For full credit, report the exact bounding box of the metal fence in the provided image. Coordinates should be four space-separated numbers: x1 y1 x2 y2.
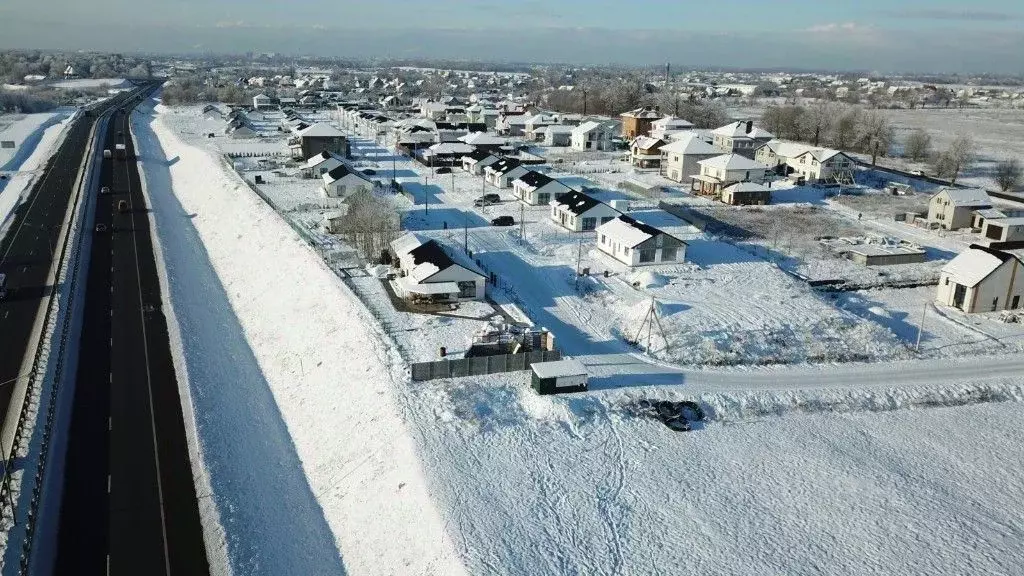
410 350 561 382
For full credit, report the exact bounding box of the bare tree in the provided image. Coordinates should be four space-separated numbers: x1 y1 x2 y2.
933 134 975 185
803 100 836 147
995 159 1022 192
903 129 932 161
856 111 894 167
760 105 805 140
831 106 861 150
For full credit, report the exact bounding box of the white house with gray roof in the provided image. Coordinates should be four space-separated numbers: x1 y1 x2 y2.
928 187 992 230
549 191 621 232
596 215 687 266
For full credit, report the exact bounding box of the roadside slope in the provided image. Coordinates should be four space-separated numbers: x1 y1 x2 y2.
136 99 466 575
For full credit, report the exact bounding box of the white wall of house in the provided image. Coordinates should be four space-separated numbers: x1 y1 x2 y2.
550 204 620 232
597 233 685 266
513 180 571 205
936 258 1023 313
571 128 614 151
303 158 343 179
927 190 985 230
699 164 767 184
323 174 373 198
487 166 529 188
423 266 486 300
662 152 717 183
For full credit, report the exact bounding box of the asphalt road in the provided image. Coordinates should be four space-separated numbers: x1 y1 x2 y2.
54 97 209 575
0 111 95 424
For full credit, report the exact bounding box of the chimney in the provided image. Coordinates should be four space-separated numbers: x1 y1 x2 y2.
746 121 753 134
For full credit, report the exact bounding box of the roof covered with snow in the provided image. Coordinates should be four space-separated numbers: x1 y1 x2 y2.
597 215 683 248
935 187 992 207
724 182 771 193
659 133 720 155
303 150 344 169
299 123 345 138
391 233 485 282
531 358 587 379
514 170 565 190
943 244 1016 287
487 158 523 175
552 191 614 216
427 142 475 155
699 154 768 171
652 116 694 130
712 121 774 139
631 136 665 152
459 132 506 146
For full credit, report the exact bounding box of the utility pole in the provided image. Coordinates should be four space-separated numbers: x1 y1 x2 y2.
575 238 583 291
424 175 429 216
915 300 928 352
519 202 526 244
464 214 469 254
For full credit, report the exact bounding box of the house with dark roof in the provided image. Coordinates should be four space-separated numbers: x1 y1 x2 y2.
461 149 501 175
596 215 687 266
390 233 487 302
549 191 621 232
321 164 375 198
301 151 346 179
936 244 1024 313
484 158 530 188
511 171 572 205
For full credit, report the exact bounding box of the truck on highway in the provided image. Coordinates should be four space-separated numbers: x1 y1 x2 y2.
115 143 127 160
103 149 112 159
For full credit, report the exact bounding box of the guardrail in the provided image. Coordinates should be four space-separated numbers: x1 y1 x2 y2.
0 85 152 574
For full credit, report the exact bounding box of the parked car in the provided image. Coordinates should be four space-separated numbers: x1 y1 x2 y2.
490 215 515 227
117 200 128 213
474 193 500 207
362 169 376 175
435 167 452 174
95 223 108 232
100 186 110 195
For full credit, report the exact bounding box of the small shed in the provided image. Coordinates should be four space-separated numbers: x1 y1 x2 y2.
531 359 588 395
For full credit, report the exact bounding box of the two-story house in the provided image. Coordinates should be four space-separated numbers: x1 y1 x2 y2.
711 121 775 158
692 153 768 197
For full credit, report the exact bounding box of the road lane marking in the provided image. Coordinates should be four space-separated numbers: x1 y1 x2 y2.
107 474 111 493
108 416 112 431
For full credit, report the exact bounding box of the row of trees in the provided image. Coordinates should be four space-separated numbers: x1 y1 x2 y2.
760 102 896 166
0 50 150 84
332 189 401 258
905 129 1020 190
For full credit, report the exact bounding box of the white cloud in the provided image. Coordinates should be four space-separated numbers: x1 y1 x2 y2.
805 22 862 33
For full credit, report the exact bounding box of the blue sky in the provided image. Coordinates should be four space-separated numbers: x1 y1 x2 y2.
1 0 1023 72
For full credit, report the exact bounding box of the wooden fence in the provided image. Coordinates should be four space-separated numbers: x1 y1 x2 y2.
410 350 561 382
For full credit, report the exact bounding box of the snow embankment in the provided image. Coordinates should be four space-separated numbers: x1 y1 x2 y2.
0 111 74 234
139 101 466 575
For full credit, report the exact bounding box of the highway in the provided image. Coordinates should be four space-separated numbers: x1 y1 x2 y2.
54 97 209 574
0 111 96 431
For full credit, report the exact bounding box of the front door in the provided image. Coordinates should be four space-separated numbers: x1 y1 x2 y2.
952 283 967 310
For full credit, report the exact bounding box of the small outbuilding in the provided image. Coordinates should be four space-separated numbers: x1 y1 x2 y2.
531 359 588 395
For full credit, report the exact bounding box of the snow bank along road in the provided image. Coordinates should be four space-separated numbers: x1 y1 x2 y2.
134 100 468 574
52 99 209 574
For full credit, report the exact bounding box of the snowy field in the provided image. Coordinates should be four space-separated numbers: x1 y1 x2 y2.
47 78 130 90
142 101 1024 576
405 371 1024 576
0 111 75 234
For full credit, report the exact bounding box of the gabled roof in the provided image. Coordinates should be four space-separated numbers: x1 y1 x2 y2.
934 187 991 207
652 116 694 130
427 142 475 155
458 132 505 146
542 125 575 134
596 215 682 248
631 136 666 152
573 121 604 135
658 132 720 155
322 164 372 184
486 158 523 175
303 150 344 169
299 123 345 138
621 106 661 119
723 181 771 194
699 153 768 171
943 244 1017 287
514 170 563 190
391 233 485 282
462 148 497 162
712 121 775 139
759 139 814 159
552 191 615 216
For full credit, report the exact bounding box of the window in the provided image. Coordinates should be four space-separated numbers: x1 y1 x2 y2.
600 234 606 245
661 247 677 261
944 277 949 285
1014 295 1021 310
639 249 656 263
600 216 614 224
457 281 477 299
992 297 999 312
537 192 550 205
581 217 596 231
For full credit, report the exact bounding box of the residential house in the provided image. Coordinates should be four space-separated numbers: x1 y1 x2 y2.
936 244 1024 313
458 132 505 152
692 154 768 197
321 164 375 198
541 125 574 147
225 119 257 139
927 187 992 230
524 114 557 141
649 116 694 140
982 217 1024 242
658 133 721 184
301 151 345 179
711 121 775 158
596 215 687 266
754 139 814 172
787 149 855 183
485 158 530 188
511 171 572 206
419 142 476 166
461 149 501 175
390 233 486 302
496 112 530 136
629 136 667 169
550 191 621 232
202 104 224 120
620 106 662 140
252 93 274 110
571 121 615 152
721 182 772 206
290 123 348 160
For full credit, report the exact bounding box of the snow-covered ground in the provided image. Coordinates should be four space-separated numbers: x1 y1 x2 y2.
47 78 130 90
135 99 466 575
143 101 1024 576
0 111 75 235
404 371 1024 576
